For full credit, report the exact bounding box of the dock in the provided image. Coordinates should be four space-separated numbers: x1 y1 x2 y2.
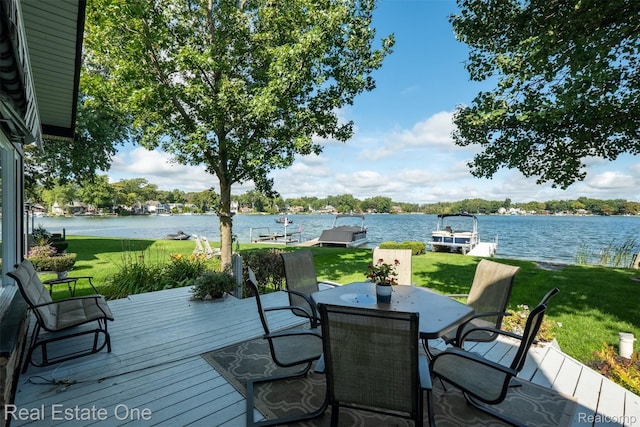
467 241 498 257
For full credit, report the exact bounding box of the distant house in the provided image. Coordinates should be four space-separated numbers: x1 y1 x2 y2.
69 201 88 215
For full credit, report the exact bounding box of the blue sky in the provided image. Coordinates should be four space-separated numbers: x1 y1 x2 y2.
108 0 640 204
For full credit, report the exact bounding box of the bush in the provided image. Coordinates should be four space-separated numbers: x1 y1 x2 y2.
28 253 77 272
160 253 213 286
30 226 51 246
28 244 56 258
589 343 640 395
240 248 286 294
104 248 217 299
379 241 427 255
502 304 558 343
191 270 236 300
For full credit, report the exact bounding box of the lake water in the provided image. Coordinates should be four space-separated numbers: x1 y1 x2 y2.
32 213 640 265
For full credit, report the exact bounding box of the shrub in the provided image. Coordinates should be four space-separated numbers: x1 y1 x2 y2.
379 241 427 255
104 247 216 299
30 226 51 246
589 343 640 395
28 253 77 272
191 269 236 300
241 248 286 294
160 253 213 285
502 304 558 343
28 244 56 258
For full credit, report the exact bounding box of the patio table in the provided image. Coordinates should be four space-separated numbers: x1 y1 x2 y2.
312 282 474 339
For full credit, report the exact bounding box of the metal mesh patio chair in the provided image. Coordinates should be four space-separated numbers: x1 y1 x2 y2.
429 288 559 427
8 259 114 373
425 259 520 356
372 247 413 285
245 267 327 426
281 250 341 328
318 303 434 426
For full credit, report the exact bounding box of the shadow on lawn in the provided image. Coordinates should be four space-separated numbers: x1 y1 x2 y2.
65 237 163 261
422 258 640 335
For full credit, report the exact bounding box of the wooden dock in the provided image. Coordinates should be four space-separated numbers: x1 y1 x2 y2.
467 241 498 257
7 286 640 427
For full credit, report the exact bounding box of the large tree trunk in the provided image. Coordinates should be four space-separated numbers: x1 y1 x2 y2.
218 180 233 269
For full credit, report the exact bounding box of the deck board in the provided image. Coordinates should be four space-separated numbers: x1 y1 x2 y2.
9 286 640 427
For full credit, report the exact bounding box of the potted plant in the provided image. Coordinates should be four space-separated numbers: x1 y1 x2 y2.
191 270 236 300
51 253 77 278
366 258 400 303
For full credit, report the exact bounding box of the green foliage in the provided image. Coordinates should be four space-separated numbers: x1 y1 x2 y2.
27 244 56 258
24 84 130 195
450 0 640 189
85 0 394 265
104 247 216 299
502 304 558 343
379 241 427 255
163 253 214 284
575 238 638 267
28 253 77 272
241 249 286 294
590 343 640 396
30 226 51 245
366 258 399 285
191 270 236 300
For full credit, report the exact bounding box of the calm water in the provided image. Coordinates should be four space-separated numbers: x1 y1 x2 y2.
32 213 640 265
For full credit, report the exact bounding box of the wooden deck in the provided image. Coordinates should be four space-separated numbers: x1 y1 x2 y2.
7 286 640 427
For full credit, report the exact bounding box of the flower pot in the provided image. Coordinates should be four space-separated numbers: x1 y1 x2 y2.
376 283 392 304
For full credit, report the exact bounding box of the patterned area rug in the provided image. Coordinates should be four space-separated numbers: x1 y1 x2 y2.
202 338 576 426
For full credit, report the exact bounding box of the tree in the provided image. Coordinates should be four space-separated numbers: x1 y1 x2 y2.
24 67 131 197
85 0 393 266
450 0 640 189
78 175 115 210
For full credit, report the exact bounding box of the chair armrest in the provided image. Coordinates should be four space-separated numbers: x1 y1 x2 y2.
31 295 104 308
264 305 310 315
431 347 518 379
283 289 319 319
432 347 518 377
459 325 523 347
454 311 511 344
418 355 432 390
265 328 322 341
264 305 317 328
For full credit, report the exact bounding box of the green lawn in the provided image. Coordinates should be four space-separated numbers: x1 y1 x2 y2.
47 236 640 365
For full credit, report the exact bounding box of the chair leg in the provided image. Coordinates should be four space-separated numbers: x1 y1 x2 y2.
22 323 112 373
426 388 436 427
330 403 339 427
246 361 328 426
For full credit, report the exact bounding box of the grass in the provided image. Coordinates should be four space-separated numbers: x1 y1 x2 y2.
50 236 640 366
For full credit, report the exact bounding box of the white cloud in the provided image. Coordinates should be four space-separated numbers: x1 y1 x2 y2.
106 112 640 204
586 171 636 189
109 147 214 192
394 111 455 147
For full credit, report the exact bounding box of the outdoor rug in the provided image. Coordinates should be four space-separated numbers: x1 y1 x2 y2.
202 338 577 426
